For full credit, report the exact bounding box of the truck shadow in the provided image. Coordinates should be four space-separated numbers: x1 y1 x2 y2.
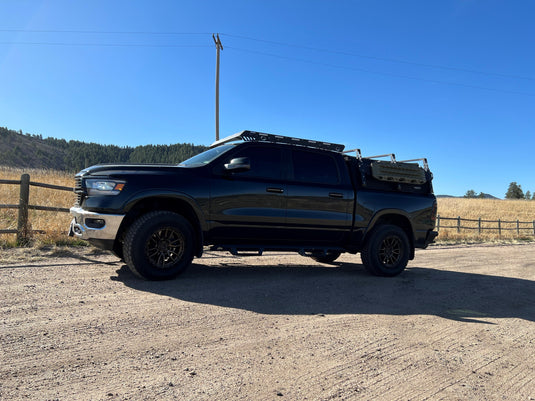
113 261 535 324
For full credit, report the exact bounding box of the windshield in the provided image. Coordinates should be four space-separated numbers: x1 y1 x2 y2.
179 144 235 167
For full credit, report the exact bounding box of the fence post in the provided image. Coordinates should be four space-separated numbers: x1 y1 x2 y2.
436 215 440 232
517 220 520 235
457 216 461 233
478 217 481 235
16 173 30 245
498 219 501 236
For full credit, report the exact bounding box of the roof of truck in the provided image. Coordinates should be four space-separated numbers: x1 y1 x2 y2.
210 130 346 153
210 130 430 174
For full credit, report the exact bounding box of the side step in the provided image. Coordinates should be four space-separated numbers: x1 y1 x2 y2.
210 246 264 257
209 245 344 257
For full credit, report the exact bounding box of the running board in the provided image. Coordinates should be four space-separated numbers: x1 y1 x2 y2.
209 245 344 257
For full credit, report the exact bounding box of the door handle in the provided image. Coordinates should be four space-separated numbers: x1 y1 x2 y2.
329 192 344 198
266 187 284 194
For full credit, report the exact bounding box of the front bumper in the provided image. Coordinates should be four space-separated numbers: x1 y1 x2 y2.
68 207 125 241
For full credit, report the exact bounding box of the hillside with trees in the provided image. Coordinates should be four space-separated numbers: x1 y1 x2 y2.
0 127 207 171
505 182 534 200
463 183 534 200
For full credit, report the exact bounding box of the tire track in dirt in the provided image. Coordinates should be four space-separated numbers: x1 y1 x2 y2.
286 317 451 398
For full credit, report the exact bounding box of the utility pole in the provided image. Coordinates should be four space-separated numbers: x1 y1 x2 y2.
213 33 223 141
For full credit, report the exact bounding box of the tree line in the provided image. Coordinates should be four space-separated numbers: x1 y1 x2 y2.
0 127 208 172
465 182 534 200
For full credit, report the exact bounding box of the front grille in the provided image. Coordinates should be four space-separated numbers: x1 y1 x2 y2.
74 176 85 207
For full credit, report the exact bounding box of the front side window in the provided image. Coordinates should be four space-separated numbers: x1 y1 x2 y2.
225 146 283 180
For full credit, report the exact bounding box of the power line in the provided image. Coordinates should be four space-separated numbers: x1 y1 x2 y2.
221 33 535 82
0 29 213 47
0 29 212 35
226 46 535 97
0 41 211 48
2 29 534 96
3 29 532 81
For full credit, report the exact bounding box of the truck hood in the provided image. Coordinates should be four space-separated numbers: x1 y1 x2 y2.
77 164 186 177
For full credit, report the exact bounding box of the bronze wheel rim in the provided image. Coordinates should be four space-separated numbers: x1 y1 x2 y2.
145 227 185 269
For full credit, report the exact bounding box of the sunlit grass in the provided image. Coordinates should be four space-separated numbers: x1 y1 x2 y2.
0 166 80 248
437 198 535 243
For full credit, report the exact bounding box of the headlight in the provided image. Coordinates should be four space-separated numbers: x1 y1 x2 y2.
86 179 125 196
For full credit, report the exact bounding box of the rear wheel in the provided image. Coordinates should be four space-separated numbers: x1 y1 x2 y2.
310 250 342 264
123 211 194 280
361 224 410 276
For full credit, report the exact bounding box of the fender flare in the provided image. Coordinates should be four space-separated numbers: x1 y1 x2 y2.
364 209 415 259
120 190 207 257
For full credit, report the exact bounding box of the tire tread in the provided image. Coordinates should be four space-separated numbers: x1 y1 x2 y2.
123 211 194 280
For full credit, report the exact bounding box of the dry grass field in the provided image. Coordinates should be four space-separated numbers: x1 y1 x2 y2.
1 166 534 247
0 166 76 247
437 198 535 242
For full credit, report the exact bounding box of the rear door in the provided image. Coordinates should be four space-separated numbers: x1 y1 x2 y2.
285 148 354 244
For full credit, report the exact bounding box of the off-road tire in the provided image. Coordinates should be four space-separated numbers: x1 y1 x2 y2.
123 211 195 280
361 224 410 277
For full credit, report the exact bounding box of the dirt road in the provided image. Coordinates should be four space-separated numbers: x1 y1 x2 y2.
1 244 534 400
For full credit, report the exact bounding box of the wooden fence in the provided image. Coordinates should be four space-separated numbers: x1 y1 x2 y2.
2 174 535 244
437 215 535 236
0 174 72 244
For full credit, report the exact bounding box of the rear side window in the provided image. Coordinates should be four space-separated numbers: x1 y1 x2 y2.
291 149 340 184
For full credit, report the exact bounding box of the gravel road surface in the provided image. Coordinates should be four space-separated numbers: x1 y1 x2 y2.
1 244 534 400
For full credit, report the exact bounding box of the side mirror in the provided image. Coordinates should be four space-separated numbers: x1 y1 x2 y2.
224 157 251 172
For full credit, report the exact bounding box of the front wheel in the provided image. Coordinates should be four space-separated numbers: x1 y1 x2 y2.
123 211 195 280
361 224 410 277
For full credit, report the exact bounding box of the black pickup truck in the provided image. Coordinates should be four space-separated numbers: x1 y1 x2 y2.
69 130 438 280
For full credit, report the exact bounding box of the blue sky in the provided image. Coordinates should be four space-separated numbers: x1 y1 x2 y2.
1 1 534 197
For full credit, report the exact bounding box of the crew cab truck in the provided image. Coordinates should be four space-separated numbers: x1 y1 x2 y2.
69 130 438 280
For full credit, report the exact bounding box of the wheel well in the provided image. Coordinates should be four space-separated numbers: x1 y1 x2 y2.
117 197 203 257
366 214 415 260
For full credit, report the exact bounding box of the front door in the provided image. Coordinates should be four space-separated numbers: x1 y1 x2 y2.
208 144 287 244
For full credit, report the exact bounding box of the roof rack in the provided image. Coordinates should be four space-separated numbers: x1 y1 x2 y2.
366 153 397 163
210 130 345 152
343 148 430 172
398 157 429 171
211 131 430 172
343 148 362 159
